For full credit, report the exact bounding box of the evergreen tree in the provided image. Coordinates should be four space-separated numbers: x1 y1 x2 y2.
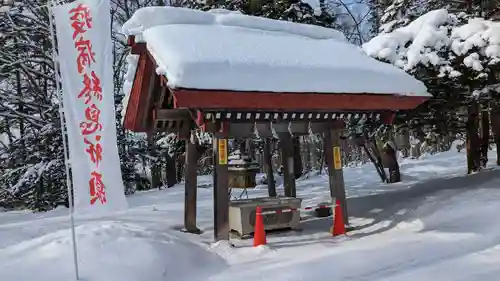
112 0 161 193
262 0 335 27
364 9 500 172
366 0 392 35
177 0 337 28
0 0 68 210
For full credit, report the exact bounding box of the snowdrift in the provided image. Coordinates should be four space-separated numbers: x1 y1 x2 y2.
0 221 226 281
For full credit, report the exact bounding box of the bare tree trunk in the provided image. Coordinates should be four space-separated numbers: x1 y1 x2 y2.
491 104 500 165
165 154 178 188
147 134 162 189
480 107 490 167
399 127 410 158
247 139 255 160
15 42 25 162
383 142 401 183
363 140 389 183
318 136 326 174
302 136 311 173
341 138 351 166
176 152 184 183
292 136 303 179
279 134 296 197
263 138 276 197
466 100 481 174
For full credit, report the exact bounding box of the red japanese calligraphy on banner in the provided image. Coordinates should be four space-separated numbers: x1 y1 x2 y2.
79 71 102 104
75 37 96 74
84 135 103 167
54 0 127 213
89 171 106 205
69 4 92 39
68 4 106 205
80 104 103 135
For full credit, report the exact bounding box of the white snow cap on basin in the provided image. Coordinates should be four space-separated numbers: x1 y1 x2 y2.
123 7 429 96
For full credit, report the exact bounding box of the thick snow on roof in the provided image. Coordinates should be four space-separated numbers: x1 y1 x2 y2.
121 54 139 124
123 7 429 96
122 6 347 42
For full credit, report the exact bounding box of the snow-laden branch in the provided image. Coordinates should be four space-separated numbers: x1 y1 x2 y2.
363 9 500 91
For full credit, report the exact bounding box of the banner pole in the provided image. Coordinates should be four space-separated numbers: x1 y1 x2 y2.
48 1 80 280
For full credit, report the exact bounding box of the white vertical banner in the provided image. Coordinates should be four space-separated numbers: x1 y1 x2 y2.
53 0 128 214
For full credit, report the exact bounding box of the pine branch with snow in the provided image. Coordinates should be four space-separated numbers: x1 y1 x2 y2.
0 1 69 211
364 9 500 102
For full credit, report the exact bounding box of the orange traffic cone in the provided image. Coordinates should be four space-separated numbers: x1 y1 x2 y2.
332 199 346 236
253 206 267 247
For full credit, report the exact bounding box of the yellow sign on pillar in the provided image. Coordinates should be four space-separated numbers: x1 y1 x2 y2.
333 146 342 170
218 139 228 165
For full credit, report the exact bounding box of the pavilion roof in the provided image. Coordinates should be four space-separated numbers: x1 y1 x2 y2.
122 7 430 97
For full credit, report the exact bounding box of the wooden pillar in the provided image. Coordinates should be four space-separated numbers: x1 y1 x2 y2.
279 133 296 198
183 141 201 234
263 138 277 197
325 129 348 225
213 133 229 241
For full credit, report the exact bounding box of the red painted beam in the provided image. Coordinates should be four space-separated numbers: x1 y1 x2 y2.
131 42 146 55
124 53 156 132
172 89 429 111
127 35 135 47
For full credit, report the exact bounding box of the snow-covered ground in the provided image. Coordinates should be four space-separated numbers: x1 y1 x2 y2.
1 149 500 281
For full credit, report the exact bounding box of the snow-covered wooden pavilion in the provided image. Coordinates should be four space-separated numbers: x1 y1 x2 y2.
121 7 431 241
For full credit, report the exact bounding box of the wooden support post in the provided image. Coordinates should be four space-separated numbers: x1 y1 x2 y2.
183 140 201 234
263 138 277 197
279 133 296 198
213 134 229 241
325 129 348 225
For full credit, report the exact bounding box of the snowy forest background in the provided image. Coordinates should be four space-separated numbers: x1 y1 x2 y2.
0 0 499 211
